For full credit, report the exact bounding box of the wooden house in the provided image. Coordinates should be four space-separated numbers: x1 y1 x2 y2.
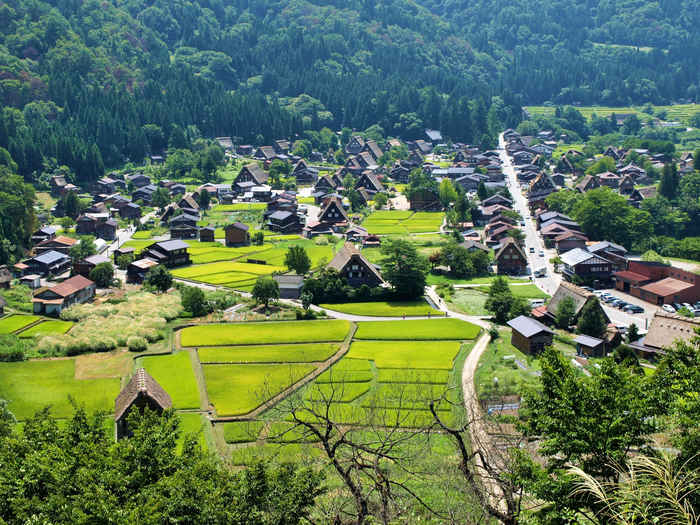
95 219 118 241
574 334 607 358
544 282 610 326
507 316 554 356
555 231 589 254
119 202 142 220
223 222 250 247
126 258 159 284
32 275 96 315
233 164 268 189
327 242 383 288
345 136 366 156
34 236 78 256
560 248 613 285
273 275 304 299
127 173 152 188
494 237 527 275
31 226 58 244
629 311 700 360
354 171 384 195
597 171 620 188
141 240 190 268
267 211 302 234
115 368 172 439
361 140 384 161
575 175 600 193
619 174 635 195
73 254 112 279
273 140 290 155
252 146 276 161
199 225 215 243
0 265 12 290
318 197 349 227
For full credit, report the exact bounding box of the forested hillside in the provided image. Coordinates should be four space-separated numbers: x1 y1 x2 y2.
1 0 700 188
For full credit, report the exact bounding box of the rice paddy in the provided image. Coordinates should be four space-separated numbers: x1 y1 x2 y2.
363 211 444 235
198 344 339 363
141 352 201 409
0 315 41 334
347 341 462 369
353 318 480 340
318 301 443 317
17 320 73 338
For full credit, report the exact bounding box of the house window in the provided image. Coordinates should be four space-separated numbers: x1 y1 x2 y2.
352 265 358 270
503 255 510 259
684 275 688 280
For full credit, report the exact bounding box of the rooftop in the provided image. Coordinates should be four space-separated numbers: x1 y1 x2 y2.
507 315 554 338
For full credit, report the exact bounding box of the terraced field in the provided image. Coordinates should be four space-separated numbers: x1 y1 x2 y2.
363 211 444 235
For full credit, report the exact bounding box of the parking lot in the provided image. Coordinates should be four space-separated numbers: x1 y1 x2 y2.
594 286 665 330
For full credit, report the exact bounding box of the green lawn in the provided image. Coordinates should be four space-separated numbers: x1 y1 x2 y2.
447 289 488 316
347 340 462 369
223 420 265 443
181 320 351 347
17 320 73 338
475 284 550 300
198 344 340 363
202 364 316 416
319 301 443 317
0 359 121 420
0 315 41 334
353 318 480 340
142 352 201 409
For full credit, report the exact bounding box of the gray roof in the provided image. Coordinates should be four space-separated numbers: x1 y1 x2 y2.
507 315 554 338
588 240 628 254
83 254 111 265
273 275 304 285
224 222 249 231
560 248 610 267
152 240 190 252
574 334 604 347
269 210 295 220
33 250 70 264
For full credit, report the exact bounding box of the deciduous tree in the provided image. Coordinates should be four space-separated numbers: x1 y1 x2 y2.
144 265 173 292
88 261 114 287
252 275 279 308
284 245 312 275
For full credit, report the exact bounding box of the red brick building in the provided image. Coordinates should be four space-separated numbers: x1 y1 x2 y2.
614 260 700 305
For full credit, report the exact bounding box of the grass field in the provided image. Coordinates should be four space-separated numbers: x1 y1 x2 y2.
198 344 339 363
353 318 480 341
0 315 41 334
347 341 462 369
142 352 201 409
363 211 444 235
203 364 316 416
215 203 267 211
447 289 488 316
131 231 153 239
223 420 265 443
0 359 120 420
376 368 450 384
475 284 550 300
527 103 699 124
17 320 73 338
120 240 154 252
319 301 443 317
74 351 132 380
427 274 525 285
181 320 350 347
178 412 208 450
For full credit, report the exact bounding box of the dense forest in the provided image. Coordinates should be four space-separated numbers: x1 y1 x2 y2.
1 0 700 187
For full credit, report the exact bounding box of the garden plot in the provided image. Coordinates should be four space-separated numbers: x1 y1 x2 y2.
0 359 120 420
354 318 480 340
203 363 316 416
0 315 41 334
142 352 201 409
180 320 350 347
347 341 462 369
318 301 443 317
198 344 339 363
17 320 73 338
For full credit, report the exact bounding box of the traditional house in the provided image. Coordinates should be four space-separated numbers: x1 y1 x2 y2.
199 225 215 243
588 241 628 272
597 171 620 188
95 219 118 241
481 194 513 208
555 231 589 254
119 202 142 220
629 311 700 360
361 140 384 161
126 258 159 284
318 197 349 229
132 185 157 204
141 240 190 268
560 248 614 285
233 164 268 189
273 140 290 155
273 275 305 299
619 174 635 195
345 136 366 156
494 237 527 275
292 159 319 183
267 211 302 234
507 316 555 356
115 368 172 439
90 177 116 196
32 275 96 315
573 334 607 358
236 145 254 156
252 146 276 161
0 265 12 290
223 222 250 247
459 239 490 255
362 235 381 248
575 175 600 193
76 214 98 235
127 173 152 188
34 236 78 256
113 247 135 264
384 139 402 152
315 175 338 194
327 242 383 288
346 226 369 242
73 254 112 279
50 175 68 196
31 226 58 244
410 140 432 155
354 171 384 196
302 221 334 238
627 186 657 208
545 282 610 326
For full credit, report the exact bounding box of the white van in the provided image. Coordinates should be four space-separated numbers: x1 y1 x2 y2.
534 267 547 277
530 299 544 308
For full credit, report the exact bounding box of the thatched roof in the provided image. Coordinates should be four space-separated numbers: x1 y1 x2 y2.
0 265 11 284
327 242 383 283
643 311 700 351
546 282 609 323
115 368 172 421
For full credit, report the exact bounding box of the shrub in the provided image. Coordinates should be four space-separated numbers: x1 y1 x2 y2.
0 334 27 362
127 337 148 352
314 236 329 246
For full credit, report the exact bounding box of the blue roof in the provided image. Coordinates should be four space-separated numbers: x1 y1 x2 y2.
33 250 69 264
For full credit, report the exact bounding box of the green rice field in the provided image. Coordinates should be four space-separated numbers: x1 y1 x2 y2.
131 231 153 239
203 363 316 416
319 301 443 317
215 203 267 211
142 352 201 409
223 420 265 443
0 359 121 420
0 315 41 334
363 211 444 235
376 368 450 384
527 104 699 124
315 358 374 383
474 284 550 300
17 320 73 338
177 412 208 450
307 382 372 404
180 320 351 347
353 318 480 341
347 340 462 369
198 344 339 363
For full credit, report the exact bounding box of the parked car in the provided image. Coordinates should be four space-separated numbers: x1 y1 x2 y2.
616 301 629 310
580 286 594 293
626 305 645 314
610 299 624 308
673 302 683 311
662 304 676 313
616 325 629 334
683 303 694 310
604 296 618 303
520 220 525 226
693 302 700 310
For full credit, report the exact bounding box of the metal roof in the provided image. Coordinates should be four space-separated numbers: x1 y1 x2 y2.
560 248 597 266
152 240 190 252
506 315 554 338
33 250 70 264
574 334 604 347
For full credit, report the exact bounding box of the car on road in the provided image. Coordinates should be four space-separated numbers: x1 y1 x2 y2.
520 220 525 226
298 204 308 214
538 250 544 257
525 215 531 219
662 304 676 313
529 246 535 253
626 305 645 314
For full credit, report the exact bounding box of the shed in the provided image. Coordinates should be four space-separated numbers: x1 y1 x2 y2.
223 222 250 247
199 225 215 243
0 265 12 289
273 275 305 299
506 315 555 356
19 274 41 289
574 334 606 358
115 368 172 439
